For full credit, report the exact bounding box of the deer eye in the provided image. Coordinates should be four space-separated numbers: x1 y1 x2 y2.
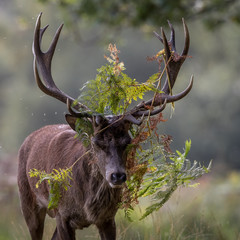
118 136 131 149
93 138 107 150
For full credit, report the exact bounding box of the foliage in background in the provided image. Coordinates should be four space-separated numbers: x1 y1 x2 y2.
29 44 210 219
37 0 240 30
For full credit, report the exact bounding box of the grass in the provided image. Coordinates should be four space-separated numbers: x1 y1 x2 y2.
0 173 240 239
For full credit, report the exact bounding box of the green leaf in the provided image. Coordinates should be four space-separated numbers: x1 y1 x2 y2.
28 167 73 210
184 139 191 158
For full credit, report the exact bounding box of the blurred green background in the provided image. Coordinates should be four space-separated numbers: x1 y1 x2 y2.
1 0 240 239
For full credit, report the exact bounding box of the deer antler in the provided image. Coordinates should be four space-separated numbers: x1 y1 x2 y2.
124 19 193 121
33 12 90 112
33 13 192 125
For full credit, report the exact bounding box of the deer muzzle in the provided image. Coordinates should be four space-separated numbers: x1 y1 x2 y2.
106 169 127 188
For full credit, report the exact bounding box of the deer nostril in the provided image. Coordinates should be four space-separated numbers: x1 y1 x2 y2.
111 172 127 185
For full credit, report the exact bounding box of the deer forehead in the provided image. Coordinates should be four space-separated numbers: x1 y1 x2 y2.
93 126 131 148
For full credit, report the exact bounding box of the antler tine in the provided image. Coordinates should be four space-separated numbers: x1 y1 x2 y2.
33 13 89 112
161 27 171 60
132 99 167 117
167 20 176 52
153 20 176 51
121 98 167 125
122 114 144 126
67 99 92 118
153 31 163 43
162 75 193 102
47 25 63 61
39 25 49 43
181 18 190 57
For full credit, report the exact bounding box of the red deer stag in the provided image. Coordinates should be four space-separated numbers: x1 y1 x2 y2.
18 13 193 240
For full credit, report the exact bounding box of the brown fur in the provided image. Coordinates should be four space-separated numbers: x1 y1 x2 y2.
18 120 131 240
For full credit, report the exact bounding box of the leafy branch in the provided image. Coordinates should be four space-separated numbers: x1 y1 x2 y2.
29 168 73 210
138 139 211 219
121 111 211 220
28 150 91 210
78 43 159 115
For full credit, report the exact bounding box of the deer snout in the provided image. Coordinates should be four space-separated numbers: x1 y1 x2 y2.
110 172 127 186
106 170 127 188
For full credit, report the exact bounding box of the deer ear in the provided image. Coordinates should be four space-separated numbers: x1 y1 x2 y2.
65 114 78 131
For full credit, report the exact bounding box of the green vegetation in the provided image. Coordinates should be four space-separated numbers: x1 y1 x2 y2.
78 44 158 115
1 173 240 239
134 140 211 219
29 168 73 209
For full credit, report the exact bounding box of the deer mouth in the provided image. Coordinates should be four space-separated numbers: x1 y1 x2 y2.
109 182 125 189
